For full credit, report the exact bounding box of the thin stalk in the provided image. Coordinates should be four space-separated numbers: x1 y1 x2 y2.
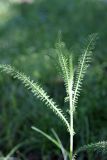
69 83 73 160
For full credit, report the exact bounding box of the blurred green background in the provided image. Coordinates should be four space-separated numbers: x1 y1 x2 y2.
0 0 107 159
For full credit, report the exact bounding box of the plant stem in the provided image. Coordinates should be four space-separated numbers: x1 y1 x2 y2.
69 85 73 160
70 112 73 160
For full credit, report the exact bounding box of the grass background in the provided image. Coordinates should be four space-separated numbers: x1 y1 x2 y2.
0 0 107 159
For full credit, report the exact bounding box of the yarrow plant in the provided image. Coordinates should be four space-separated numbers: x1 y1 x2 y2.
0 34 107 160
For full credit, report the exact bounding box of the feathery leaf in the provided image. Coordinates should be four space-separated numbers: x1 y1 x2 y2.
73 33 98 111
73 141 107 159
55 39 70 95
0 64 70 131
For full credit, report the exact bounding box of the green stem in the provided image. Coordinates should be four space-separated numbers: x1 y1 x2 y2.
69 84 73 160
70 109 73 160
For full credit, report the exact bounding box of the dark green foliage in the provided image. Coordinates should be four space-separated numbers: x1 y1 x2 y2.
0 34 99 160
0 0 107 159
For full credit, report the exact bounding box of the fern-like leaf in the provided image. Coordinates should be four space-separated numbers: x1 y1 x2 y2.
55 40 70 95
73 34 98 111
0 64 70 131
73 141 107 159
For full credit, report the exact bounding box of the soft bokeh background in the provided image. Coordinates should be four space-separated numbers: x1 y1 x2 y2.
0 0 107 159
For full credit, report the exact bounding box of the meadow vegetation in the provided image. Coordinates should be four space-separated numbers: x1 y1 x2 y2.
0 0 107 159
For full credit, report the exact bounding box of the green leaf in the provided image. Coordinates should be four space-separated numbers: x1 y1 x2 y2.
0 64 70 131
32 126 60 149
56 41 70 95
73 141 107 159
73 33 98 111
51 129 68 160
